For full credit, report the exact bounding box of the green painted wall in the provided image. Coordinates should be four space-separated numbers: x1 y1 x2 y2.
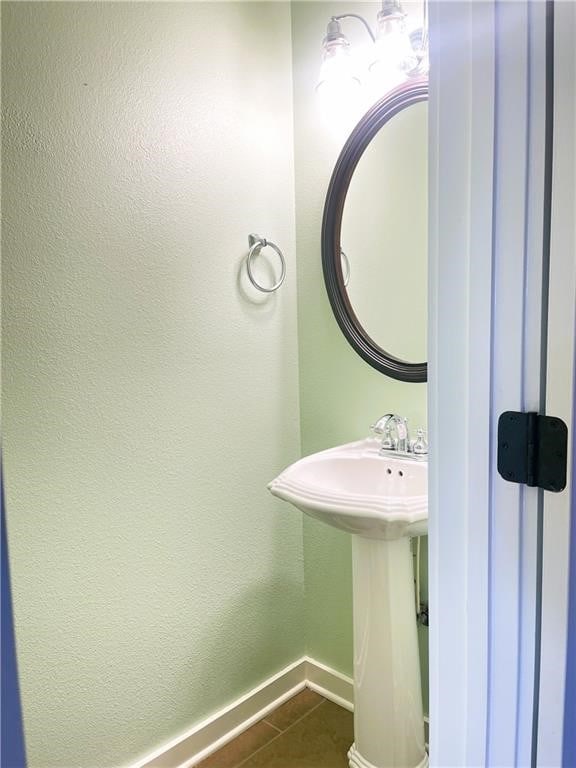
3 3 430 765
2 4 304 767
290 1 428 694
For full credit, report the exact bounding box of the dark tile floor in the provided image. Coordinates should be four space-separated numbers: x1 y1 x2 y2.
197 689 354 768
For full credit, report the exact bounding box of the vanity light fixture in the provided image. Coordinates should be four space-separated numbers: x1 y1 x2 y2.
317 0 428 102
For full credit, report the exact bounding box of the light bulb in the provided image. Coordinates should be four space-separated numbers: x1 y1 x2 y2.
369 4 418 92
316 22 361 98
316 20 362 139
409 28 430 76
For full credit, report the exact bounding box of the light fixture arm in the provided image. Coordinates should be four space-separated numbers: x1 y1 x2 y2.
330 14 376 43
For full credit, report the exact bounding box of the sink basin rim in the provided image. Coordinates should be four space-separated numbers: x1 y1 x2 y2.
269 478 427 519
268 438 428 525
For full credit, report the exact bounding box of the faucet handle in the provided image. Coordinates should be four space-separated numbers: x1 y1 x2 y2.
395 417 409 444
412 428 428 455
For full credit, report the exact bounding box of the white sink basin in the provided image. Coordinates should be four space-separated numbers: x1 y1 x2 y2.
268 438 427 540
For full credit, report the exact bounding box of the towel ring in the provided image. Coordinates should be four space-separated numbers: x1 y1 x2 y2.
246 234 286 293
341 249 350 287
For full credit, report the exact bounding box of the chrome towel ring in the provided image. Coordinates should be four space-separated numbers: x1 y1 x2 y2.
341 249 350 287
246 234 286 293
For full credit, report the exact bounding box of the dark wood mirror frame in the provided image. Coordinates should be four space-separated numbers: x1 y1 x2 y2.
321 79 428 383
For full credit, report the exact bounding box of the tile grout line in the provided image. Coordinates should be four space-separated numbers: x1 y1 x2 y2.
261 720 283 734
231 699 329 768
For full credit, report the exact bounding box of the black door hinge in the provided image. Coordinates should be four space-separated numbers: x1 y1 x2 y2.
497 411 568 492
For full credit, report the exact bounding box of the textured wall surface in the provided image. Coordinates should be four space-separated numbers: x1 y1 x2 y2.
2 4 303 766
3 3 431 764
290 1 428 684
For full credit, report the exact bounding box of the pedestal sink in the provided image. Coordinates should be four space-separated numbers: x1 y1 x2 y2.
268 438 428 768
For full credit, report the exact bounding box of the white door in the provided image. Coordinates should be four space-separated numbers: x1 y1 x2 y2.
537 1 576 765
429 1 575 765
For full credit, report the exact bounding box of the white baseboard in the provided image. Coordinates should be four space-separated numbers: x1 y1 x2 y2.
304 656 354 712
129 656 354 768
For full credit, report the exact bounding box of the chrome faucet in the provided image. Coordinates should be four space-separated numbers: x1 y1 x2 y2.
371 413 410 452
370 414 428 458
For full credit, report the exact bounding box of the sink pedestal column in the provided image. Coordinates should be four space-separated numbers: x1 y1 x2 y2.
348 536 428 768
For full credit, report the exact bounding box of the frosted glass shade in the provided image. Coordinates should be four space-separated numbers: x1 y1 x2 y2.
316 44 361 98
369 17 418 88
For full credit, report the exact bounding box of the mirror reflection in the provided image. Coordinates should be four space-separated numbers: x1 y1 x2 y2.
341 100 427 364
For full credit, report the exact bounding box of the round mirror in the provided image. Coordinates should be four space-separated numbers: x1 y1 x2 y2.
321 80 428 382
